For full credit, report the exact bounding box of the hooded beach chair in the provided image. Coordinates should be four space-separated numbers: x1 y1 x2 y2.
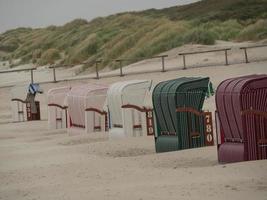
216 74 267 163
67 83 108 134
152 77 214 153
47 86 71 129
107 80 154 138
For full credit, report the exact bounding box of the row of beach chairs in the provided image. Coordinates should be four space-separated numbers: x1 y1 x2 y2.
10 74 267 164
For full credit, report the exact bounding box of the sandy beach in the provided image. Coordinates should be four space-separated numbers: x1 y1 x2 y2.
0 41 267 200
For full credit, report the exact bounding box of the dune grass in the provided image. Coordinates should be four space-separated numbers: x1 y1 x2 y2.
37 48 61 65
0 0 267 71
237 19 267 41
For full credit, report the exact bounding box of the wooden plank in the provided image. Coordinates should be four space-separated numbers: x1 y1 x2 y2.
240 44 267 50
178 48 231 56
0 67 36 74
151 55 168 59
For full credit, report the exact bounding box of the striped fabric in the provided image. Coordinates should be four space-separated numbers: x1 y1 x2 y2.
28 83 42 94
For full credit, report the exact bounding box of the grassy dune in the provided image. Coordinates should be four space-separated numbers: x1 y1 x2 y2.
0 0 267 70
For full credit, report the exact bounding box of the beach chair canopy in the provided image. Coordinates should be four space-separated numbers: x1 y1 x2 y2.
107 80 152 137
10 85 29 122
67 83 108 129
47 86 70 107
216 74 267 163
47 86 71 129
152 77 211 152
11 85 28 101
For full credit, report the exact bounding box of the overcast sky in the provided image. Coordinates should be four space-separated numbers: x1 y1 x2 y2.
0 0 199 33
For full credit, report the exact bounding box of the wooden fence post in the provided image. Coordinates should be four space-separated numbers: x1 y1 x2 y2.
161 56 165 72
225 50 229 66
244 48 249 63
119 60 123 77
52 65 57 82
30 69 34 83
182 55 186 70
95 61 100 79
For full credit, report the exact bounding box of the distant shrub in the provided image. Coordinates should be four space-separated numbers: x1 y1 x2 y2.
38 48 60 65
32 58 37 64
86 41 98 55
32 49 42 59
183 27 216 45
21 53 32 63
237 19 267 41
0 41 19 52
47 25 57 31
209 20 243 41
62 19 88 30
1 56 8 61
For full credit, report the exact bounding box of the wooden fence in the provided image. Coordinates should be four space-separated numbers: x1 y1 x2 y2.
0 67 36 83
1 44 267 84
178 48 231 69
240 44 267 63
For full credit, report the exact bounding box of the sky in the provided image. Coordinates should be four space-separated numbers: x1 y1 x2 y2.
0 0 199 33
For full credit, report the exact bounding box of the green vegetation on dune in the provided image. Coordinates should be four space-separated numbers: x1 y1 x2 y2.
0 0 267 70
38 48 61 65
238 19 267 41
141 0 267 22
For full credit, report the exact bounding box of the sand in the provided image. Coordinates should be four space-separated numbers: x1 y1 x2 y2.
0 41 267 200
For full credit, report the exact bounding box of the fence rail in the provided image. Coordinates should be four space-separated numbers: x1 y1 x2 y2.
114 55 168 77
178 48 231 69
0 67 36 83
